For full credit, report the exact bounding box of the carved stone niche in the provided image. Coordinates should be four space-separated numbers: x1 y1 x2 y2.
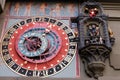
77 0 115 79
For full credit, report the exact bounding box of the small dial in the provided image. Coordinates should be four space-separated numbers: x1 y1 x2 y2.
1 17 77 77
16 27 61 63
17 31 48 57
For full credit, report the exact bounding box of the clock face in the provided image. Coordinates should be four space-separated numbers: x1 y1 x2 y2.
1 17 77 77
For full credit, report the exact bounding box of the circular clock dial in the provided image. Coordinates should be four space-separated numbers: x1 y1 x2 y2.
1 17 77 77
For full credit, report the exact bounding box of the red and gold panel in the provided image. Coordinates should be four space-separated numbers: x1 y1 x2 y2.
1 17 77 77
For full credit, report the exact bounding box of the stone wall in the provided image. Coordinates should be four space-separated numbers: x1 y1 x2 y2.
0 1 120 80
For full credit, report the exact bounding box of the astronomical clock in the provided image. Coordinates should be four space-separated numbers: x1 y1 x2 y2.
1 17 77 77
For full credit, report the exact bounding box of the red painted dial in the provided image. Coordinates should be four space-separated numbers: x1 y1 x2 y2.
1 17 77 77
